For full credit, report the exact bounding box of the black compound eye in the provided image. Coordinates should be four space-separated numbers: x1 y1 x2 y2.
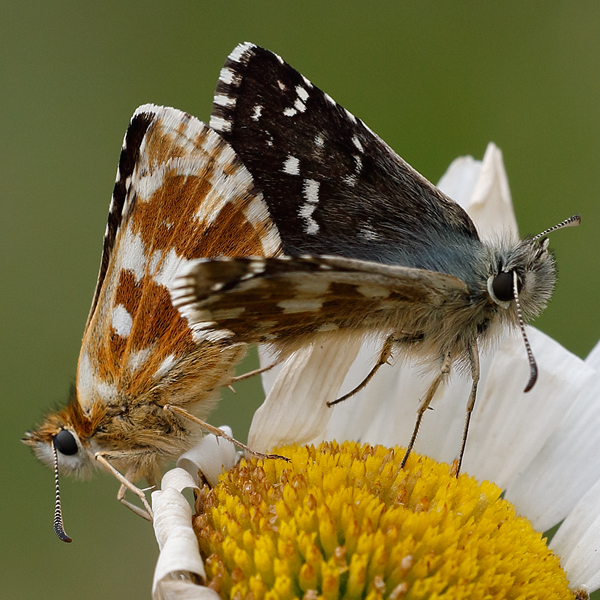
492 271 515 303
54 430 78 456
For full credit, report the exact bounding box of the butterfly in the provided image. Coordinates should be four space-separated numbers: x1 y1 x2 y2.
170 42 580 474
23 103 282 541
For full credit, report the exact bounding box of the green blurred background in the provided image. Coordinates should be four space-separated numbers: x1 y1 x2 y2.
2 2 599 598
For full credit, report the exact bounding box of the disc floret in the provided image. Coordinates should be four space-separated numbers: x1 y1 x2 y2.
193 441 579 600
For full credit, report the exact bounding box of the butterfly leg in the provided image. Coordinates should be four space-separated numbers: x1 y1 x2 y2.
327 335 396 406
163 404 290 462
451 341 480 477
230 360 280 384
400 351 452 469
94 453 154 521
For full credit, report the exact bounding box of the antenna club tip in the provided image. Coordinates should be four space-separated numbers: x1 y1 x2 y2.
523 366 538 393
54 519 72 542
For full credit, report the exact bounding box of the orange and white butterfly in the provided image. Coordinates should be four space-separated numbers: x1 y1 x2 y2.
23 104 281 540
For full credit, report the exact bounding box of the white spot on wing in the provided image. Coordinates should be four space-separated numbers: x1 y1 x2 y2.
278 299 323 313
249 258 267 273
153 248 192 289
154 354 177 380
345 109 357 124
210 116 232 133
282 155 300 175
303 179 320 204
229 42 255 63
96 381 119 403
120 226 146 282
352 135 364 152
295 278 330 295
313 133 326 159
296 86 309 102
76 352 95 408
214 94 236 108
192 328 235 343
283 107 298 117
128 347 152 372
299 203 319 235
243 196 269 226
112 304 133 337
357 285 390 299
251 105 263 121
294 98 306 113
76 351 119 408
219 67 241 86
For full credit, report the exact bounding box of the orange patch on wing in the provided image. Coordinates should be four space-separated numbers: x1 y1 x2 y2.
130 174 212 254
144 119 189 166
201 201 268 257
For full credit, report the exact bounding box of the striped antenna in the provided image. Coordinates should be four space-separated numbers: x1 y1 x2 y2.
533 214 581 241
52 441 72 543
513 271 538 392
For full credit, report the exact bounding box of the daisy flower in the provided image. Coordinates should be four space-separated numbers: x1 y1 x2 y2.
151 144 600 600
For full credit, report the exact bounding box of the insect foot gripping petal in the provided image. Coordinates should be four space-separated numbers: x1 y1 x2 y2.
163 405 290 462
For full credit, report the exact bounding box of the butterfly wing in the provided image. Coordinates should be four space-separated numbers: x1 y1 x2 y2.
171 255 469 356
77 104 282 413
210 42 481 276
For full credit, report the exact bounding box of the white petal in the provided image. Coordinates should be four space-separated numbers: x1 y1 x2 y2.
550 476 600 591
438 142 519 241
258 345 281 395
152 469 212 600
586 338 600 370
323 338 439 448
463 328 590 496
437 153 482 210
154 581 221 600
177 426 237 487
466 142 519 240
318 338 407 443
249 336 362 452
504 356 598 531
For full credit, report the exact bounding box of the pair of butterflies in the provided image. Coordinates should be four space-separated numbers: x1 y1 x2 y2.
24 42 577 541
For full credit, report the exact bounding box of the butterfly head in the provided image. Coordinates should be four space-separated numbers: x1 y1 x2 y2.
487 236 555 321
485 214 580 392
487 214 580 316
22 393 98 479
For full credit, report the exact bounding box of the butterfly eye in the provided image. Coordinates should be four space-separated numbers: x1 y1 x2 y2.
491 271 516 303
53 430 78 456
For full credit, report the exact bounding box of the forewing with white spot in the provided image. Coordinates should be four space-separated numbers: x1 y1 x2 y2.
78 104 282 411
210 43 480 267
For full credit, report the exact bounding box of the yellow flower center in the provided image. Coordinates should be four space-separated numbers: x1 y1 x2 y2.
193 441 581 600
